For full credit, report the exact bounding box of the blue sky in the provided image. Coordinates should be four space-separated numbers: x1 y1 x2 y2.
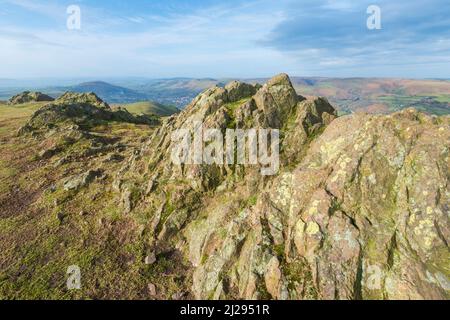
0 0 449 78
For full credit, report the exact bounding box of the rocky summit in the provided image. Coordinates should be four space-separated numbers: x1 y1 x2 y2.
8 91 55 105
19 92 160 134
0 74 448 300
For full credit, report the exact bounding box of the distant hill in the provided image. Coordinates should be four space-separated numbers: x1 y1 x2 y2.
131 78 226 108
126 77 450 115
68 81 148 104
117 101 180 117
287 77 450 115
1 77 448 115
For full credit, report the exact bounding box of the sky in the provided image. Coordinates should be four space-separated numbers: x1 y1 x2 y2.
0 0 449 79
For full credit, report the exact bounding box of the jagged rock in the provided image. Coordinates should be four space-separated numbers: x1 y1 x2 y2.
145 173 159 195
252 73 304 128
225 81 258 102
63 169 102 191
282 96 337 164
17 73 446 300
8 91 54 105
265 256 282 299
125 74 449 300
103 153 125 163
38 147 61 159
56 92 110 108
235 99 257 128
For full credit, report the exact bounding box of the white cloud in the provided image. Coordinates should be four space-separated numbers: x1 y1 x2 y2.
0 0 290 78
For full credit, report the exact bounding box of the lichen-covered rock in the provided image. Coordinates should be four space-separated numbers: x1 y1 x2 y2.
63 169 102 191
248 108 450 300
225 81 258 102
97 75 449 300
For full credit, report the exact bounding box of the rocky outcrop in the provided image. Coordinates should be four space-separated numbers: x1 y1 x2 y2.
63 169 103 191
19 92 160 133
224 81 259 102
181 110 449 300
8 74 447 300
8 91 54 105
108 74 449 300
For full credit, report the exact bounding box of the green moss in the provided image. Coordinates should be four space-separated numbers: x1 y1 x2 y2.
200 254 209 265
273 244 285 261
130 185 142 205
223 98 251 129
0 160 17 180
227 117 237 129
427 246 450 278
283 259 318 299
247 195 257 207
224 98 250 113
0 216 24 237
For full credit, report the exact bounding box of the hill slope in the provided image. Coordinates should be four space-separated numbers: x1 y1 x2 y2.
288 77 450 115
118 101 179 117
69 81 148 103
0 74 448 300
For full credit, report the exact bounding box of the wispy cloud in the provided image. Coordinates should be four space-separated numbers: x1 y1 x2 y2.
0 0 448 78
0 0 291 77
261 0 450 77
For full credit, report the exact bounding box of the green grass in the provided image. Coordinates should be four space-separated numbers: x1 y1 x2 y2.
0 102 45 120
0 163 17 180
431 94 450 103
223 98 251 129
224 98 250 114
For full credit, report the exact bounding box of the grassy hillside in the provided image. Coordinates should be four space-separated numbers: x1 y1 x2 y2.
117 101 179 117
0 76 449 300
0 102 45 125
0 101 161 299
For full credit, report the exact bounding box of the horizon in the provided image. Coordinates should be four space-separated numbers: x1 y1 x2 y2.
0 0 449 79
1 74 449 84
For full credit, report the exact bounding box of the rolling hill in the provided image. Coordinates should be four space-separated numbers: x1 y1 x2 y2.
115 101 180 117
1 77 449 115
68 81 148 103
288 77 450 115
130 78 225 107
126 77 450 115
